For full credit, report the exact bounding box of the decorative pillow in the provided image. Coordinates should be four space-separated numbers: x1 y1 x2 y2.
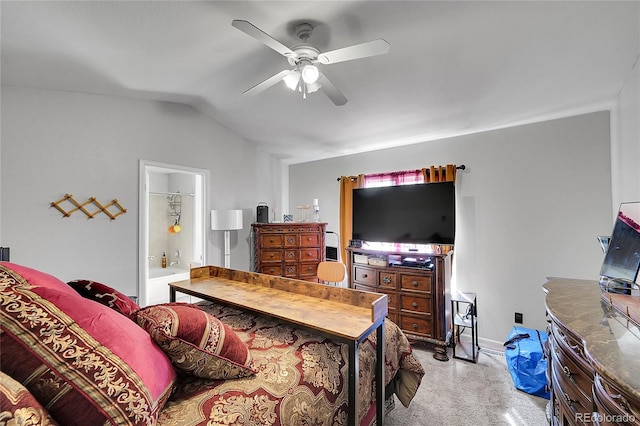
134 303 256 379
0 371 59 426
67 278 140 318
0 262 176 426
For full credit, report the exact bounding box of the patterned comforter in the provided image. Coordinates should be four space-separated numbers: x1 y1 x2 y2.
157 302 425 426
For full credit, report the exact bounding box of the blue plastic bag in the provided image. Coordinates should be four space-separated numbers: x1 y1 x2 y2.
504 326 550 399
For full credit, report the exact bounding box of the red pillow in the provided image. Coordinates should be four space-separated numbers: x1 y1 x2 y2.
0 262 176 426
67 279 140 318
0 371 59 426
134 303 256 379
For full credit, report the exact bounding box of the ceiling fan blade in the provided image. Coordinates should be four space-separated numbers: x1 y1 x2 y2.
243 69 292 96
232 20 296 59
318 73 348 106
317 39 390 65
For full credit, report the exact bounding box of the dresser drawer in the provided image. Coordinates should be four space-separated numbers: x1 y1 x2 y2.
376 289 398 313
549 335 593 403
551 321 592 372
260 265 282 275
378 271 397 290
283 264 298 277
400 314 433 338
551 363 592 420
261 234 283 248
299 248 320 262
400 295 430 313
593 373 640 425
551 349 592 412
284 249 297 262
354 266 376 286
284 234 298 247
299 233 321 247
298 262 318 277
261 250 283 262
400 274 432 293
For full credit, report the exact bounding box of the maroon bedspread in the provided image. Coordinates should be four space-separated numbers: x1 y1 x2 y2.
157 302 424 426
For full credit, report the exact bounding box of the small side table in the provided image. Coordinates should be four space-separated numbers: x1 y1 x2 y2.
451 291 479 363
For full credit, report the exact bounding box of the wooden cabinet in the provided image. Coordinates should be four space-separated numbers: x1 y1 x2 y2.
347 247 452 359
252 223 326 282
547 319 595 423
544 278 640 426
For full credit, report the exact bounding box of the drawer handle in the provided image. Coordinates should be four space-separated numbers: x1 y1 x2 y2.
412 281 419 287
563 392 578 410
269 269 275 273
412 323 418 329
562 365 577 385
269 254 274 258
383 275 392 284
307 237 313 241
269 239 274 243
412 302 418 308
362 274 368 278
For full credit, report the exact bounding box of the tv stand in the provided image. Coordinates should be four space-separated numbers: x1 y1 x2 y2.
346 246 452 360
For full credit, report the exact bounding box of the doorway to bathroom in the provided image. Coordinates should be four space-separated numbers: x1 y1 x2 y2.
138 160 209 306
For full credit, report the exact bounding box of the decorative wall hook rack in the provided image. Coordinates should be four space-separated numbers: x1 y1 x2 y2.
51 194 127 220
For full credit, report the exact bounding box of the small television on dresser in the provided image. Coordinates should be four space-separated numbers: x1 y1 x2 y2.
600 202 640 292
352 181 455 245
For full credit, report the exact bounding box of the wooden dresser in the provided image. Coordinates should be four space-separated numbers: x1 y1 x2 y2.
346 246 452 359
252 222 326 282
544 278 640 425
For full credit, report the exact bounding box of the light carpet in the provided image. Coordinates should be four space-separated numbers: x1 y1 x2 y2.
384 345 549 425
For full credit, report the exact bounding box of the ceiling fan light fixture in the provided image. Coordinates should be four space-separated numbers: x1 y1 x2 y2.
283 70 300 91
306 81 321 93
301 64 319 84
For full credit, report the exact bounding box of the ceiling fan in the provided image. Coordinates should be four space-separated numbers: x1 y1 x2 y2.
231 20 390 106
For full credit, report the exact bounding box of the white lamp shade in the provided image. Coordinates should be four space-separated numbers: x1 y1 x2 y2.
211 210 243 231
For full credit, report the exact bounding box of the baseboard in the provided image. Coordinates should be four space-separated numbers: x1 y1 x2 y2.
455 333 505 354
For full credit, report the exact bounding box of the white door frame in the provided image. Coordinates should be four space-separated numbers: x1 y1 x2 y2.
138 160 209 306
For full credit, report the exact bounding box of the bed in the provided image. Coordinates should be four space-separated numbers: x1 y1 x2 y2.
0 262 425 426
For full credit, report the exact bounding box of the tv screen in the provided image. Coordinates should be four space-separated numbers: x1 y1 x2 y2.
600 202 640 283
352 181 455 245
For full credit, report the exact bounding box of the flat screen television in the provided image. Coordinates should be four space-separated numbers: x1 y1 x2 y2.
600 202 640 287
352 181 455 245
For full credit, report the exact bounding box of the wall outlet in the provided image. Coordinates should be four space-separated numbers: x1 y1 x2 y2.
515 312 523 324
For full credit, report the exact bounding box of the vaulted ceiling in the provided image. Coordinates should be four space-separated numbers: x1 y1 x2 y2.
2 1 638 164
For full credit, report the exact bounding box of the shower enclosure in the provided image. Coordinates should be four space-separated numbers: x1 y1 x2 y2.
138 160 209 306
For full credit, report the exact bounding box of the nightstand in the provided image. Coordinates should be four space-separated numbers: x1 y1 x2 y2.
451 291 479 363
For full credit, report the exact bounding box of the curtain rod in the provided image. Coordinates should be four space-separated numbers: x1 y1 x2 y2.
336 164 466 181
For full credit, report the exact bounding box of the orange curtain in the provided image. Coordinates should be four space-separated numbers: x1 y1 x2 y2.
421 164 457 183
338 174 364 265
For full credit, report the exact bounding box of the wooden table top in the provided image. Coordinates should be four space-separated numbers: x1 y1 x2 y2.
170 266 387 341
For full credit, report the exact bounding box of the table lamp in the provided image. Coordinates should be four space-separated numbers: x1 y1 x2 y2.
211 209 243 268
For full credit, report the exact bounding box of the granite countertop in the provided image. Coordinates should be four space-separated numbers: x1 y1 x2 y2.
544 277 640 400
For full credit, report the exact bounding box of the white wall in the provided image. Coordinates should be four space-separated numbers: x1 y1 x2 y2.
612 56 640 209
289 111 613 345
0 86 279 296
